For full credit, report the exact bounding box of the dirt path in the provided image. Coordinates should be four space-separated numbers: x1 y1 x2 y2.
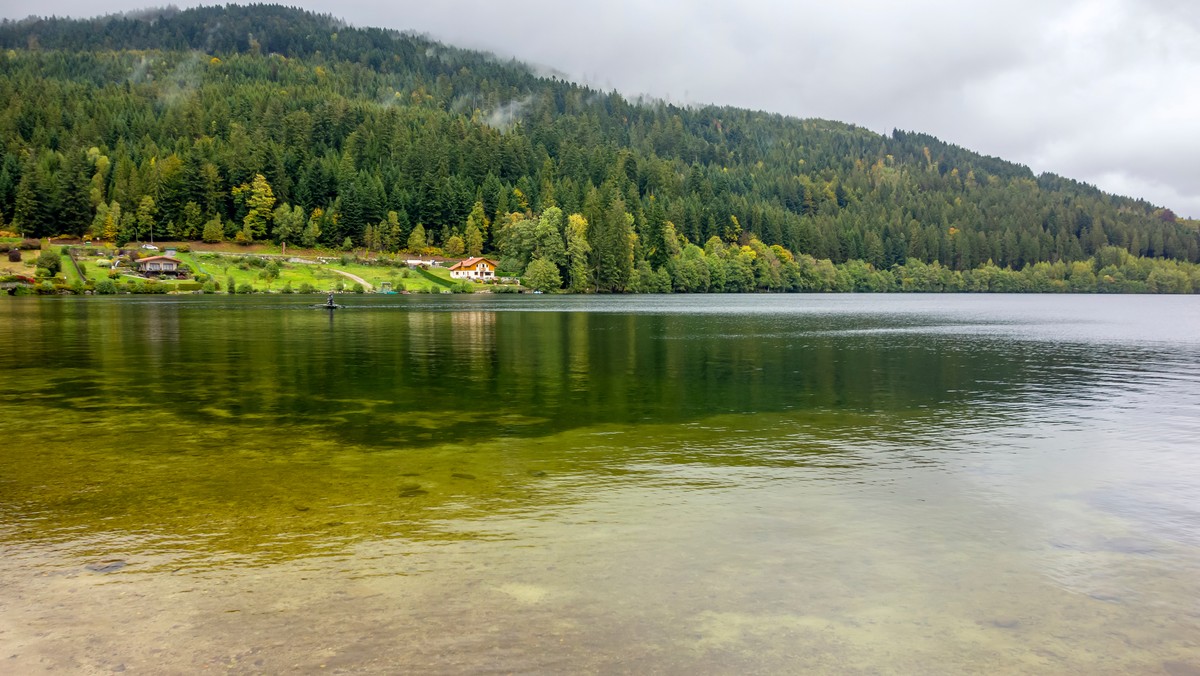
330 268 373 291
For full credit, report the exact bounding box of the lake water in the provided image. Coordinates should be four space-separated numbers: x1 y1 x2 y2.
1 294 1198 674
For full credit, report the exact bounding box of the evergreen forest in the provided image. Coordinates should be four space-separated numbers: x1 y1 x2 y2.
2 4 1199 293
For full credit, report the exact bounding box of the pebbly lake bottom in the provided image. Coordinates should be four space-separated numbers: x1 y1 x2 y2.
1 294 1199 673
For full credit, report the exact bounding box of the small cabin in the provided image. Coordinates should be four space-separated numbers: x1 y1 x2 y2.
137 256 183 274
448 257 497 281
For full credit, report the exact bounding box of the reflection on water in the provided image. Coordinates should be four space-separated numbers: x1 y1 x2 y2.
1 294 1198 673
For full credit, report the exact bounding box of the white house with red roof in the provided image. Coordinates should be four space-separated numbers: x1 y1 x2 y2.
448 257 497 281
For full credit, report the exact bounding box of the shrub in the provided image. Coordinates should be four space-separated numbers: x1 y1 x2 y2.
236 282 253 294
37 281 56 294
351 282 364 293
19 239 41 250
201 281 216 293
281 282 294 294
36 249 62 275
298 282 315 294
201 217 223 243
7 248 20 262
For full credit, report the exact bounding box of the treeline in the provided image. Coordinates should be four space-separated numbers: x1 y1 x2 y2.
498 203 1200 294
1 5 1198 294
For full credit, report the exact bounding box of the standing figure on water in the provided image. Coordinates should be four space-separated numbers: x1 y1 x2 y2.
327 291 336 308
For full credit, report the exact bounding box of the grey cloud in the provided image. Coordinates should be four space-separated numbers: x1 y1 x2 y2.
5 0 1198 216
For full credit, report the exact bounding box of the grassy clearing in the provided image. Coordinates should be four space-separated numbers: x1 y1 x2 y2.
58 247 86 285
191 253 494 293
190 254 455 293
12 243 515 295
0 250 33 277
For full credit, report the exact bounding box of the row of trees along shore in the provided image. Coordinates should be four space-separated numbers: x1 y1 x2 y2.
1 5 1198 293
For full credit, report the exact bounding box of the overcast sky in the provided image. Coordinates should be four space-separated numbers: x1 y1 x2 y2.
6 0 1199 217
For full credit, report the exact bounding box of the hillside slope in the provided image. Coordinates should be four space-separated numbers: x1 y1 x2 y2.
1 5 1197 293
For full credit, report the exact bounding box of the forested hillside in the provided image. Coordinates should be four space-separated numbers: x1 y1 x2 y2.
2 4 1198 293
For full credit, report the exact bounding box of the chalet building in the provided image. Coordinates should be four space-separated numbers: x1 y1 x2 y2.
449 257 497 281
137 256 183 274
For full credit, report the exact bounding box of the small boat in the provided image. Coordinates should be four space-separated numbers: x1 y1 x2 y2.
314 294 345 309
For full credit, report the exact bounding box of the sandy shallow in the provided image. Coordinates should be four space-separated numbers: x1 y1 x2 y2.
3 469 1199 674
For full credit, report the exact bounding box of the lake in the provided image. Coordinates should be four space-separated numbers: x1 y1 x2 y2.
1 294 1198 673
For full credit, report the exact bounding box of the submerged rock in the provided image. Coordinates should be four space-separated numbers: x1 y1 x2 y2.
398 483 428 497
451 473 476 480
85 559 127 573
1164 661 1200 676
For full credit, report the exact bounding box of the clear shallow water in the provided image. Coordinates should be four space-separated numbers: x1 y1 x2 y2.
0 294 1198 673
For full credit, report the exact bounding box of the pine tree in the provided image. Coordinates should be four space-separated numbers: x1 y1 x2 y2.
13 169 39 237
59 149 93 237
136 196 158 242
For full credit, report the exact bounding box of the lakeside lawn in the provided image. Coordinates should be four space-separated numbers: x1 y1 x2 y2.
189 253 481 293
7 239 518 294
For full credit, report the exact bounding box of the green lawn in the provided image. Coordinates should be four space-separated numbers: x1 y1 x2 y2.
192 254 488 293
78 250 129 284
56 248 511 294
333 261 465 293
58 247 86 285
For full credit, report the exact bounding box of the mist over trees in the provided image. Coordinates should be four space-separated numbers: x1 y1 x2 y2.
2 4 1198 293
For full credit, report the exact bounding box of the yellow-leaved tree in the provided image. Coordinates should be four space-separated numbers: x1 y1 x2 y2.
232 174 276 242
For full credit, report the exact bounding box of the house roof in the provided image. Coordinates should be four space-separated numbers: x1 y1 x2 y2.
448 257 497 271
137 256 182 264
